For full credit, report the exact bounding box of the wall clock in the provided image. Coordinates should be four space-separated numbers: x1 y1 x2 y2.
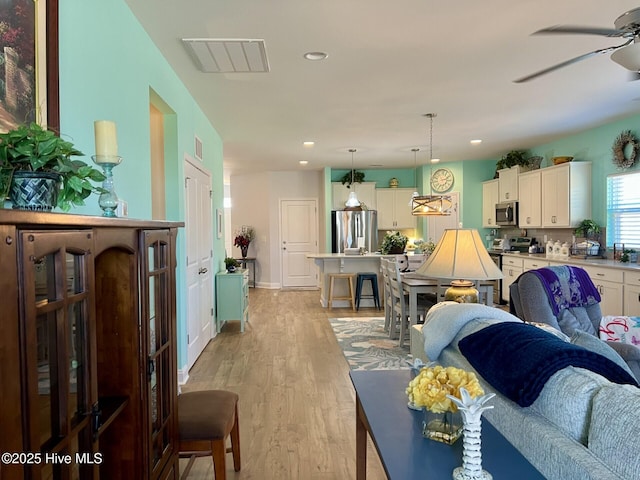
430 168 454 193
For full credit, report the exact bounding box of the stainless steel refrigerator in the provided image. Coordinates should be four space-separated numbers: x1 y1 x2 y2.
331 210 378 253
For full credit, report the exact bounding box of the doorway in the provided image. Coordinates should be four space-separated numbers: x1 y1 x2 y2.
280 199 319 288
184 156 214 369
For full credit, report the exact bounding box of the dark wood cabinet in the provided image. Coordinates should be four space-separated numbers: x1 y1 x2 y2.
0 211 182 480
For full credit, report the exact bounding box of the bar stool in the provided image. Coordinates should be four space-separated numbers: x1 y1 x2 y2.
178 390 241 480
355 272 381 311
327 272 356 310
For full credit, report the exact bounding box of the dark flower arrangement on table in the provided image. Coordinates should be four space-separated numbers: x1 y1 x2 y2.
234 226 255 248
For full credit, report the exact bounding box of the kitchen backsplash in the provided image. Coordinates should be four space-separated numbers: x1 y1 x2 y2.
486 227 609 257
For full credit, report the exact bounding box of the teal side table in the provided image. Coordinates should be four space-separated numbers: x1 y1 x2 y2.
215 269 249 332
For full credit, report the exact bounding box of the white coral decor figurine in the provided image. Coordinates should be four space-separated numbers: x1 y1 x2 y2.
447 387 496 480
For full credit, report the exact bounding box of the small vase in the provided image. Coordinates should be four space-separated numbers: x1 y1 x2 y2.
240 245 249 258
422 409 462 445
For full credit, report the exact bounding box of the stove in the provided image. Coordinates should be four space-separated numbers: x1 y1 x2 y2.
486 248 504 305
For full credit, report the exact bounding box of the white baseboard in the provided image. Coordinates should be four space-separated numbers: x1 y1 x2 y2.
177 367 189 386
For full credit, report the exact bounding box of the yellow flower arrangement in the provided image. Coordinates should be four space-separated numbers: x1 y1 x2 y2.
406 365 484 413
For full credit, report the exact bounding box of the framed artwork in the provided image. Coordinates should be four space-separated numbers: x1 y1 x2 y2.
216 208 223 239
0 0 59 132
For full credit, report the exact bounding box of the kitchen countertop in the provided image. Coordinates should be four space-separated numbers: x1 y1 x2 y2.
501 251 640 272
308 252 422 259
307 253 385 259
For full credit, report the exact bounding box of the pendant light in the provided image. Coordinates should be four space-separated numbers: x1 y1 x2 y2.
408 148 420 206
411 113 452 216
344 148 361 209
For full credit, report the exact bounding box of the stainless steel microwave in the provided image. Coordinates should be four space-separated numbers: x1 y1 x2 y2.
495 201 518 226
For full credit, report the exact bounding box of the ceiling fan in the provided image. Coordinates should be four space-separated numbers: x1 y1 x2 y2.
515 7 640 82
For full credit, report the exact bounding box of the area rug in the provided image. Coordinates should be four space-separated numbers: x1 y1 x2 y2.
329 317 412 370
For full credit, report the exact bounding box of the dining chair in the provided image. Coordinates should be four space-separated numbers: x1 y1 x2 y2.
385 258 436 346
380 258 394 332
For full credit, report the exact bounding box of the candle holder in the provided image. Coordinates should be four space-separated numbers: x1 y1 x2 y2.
92 155 122 217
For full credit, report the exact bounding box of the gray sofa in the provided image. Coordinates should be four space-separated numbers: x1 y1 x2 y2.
414 303 640 480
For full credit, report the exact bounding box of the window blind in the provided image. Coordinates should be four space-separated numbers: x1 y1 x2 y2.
607 172 640 249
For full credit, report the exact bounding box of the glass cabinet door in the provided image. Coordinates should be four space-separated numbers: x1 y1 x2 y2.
20 230 97 480
141 230 176 479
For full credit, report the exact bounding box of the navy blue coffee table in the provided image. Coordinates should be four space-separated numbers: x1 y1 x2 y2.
350 369 545 480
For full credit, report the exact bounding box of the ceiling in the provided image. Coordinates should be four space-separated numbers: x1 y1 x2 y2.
125 1 640 178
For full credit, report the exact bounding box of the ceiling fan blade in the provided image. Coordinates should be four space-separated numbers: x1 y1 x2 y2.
514 45 623 83
533 25 628 38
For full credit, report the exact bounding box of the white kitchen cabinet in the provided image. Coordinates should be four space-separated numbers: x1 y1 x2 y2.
518 170 542 228
522 257 549 271
541 162 591 228
482 179 499 228
501 256 523 303
581 265 623 317
624 271 640 316
332 182 377 210
376 188 416 229
498 166 520 202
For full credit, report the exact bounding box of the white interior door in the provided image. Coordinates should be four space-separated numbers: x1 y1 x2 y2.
184 156 214 369
426 192 460 244
280 199 318 288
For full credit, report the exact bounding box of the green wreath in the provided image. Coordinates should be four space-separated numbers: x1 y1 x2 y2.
612 130 639 170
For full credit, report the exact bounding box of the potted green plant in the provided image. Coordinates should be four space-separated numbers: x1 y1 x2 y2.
224 257 240 272
380 230 408 254
574 219 601 240
0 122 105 211
340 169 365 188
620 249 637 263
494 150 532 177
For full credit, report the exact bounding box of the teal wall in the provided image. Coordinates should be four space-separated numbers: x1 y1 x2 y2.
59 0 226 372
528 113 640 228
331 168 416 188
327 113 640 242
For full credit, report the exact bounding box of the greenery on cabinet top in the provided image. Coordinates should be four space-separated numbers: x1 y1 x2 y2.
331 168 416 189
330 162 495 189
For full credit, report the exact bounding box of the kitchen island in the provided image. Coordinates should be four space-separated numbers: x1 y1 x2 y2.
308 253 387 308
308 252 428 308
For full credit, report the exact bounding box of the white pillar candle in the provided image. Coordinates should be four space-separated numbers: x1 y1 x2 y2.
94 120 118 159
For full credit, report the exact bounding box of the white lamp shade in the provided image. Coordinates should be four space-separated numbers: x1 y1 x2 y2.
345 191 361 207
415 228 504 280
611 43 640 72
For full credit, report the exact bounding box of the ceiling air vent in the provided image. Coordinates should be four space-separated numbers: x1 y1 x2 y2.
182 38 270 73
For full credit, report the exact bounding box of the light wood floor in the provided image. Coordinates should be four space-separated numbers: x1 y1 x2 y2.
180 288 388 480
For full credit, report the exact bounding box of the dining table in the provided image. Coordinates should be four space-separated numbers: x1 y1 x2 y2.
401 273 440 325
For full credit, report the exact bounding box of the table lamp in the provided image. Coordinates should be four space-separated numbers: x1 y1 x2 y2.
415 228 504 303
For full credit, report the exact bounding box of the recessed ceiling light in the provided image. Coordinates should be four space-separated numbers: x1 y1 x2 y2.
304 51 328 61
299 160 309 165
470 139 482 145
303 141 315 147
430 158 440 163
